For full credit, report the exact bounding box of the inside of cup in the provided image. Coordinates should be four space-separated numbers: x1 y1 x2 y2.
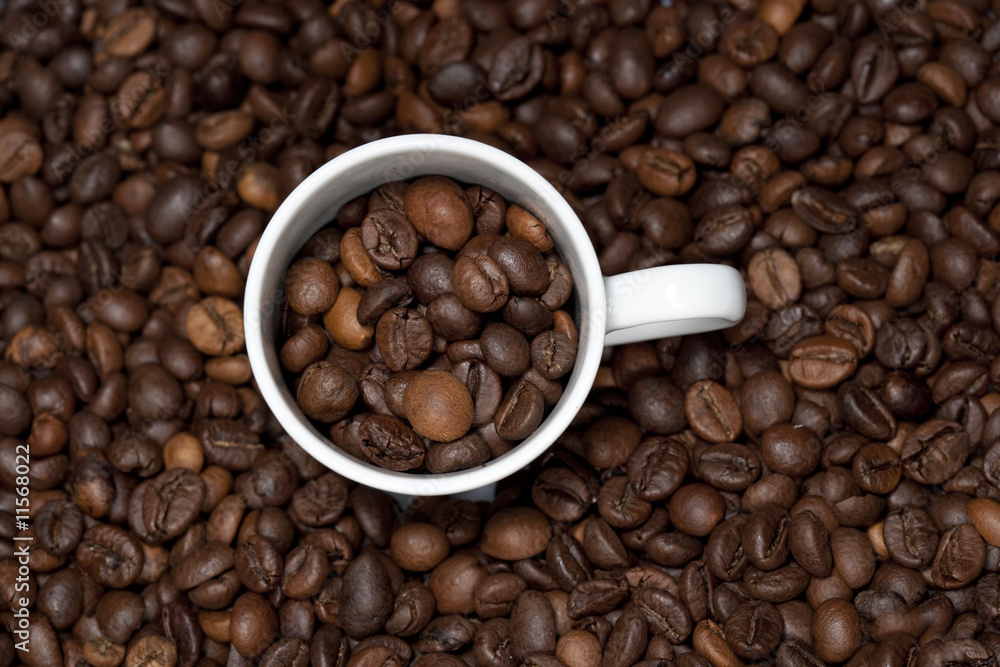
250 136 604 495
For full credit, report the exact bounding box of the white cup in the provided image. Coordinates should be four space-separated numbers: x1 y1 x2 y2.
245 135 746 497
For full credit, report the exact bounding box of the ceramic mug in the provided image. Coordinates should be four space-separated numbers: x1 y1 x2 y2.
245 135 746 497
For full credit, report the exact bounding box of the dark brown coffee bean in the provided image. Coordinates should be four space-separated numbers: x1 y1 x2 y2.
403 369 474 442
194 418 264 471
427 293 483 341
569 577 630 619
76 524 143 588
361 209 419 271
494 378 545 440
748 248 802 310
280 324 329 374
811 598 860 663
284 257 340 317
339 552 395 639
627 437 688 501
742 505 791 571
453 252 510 313
235 535 283 594
140 468 205 543
487 236 549 297
489 37 544 101
788 335 858 389
359 414 426 472
405 176 474 251
511 590 557 658
481 322 531 377
408 253 456 305
725 601 783 659
426 434 491 473
838 380 897 441
375 307 434 372
296 361 358 424
357 278 414 326
631 587 692 643
532 467 594 523
231 592 279 657
451 359 503 427
900 419 969 484
760 423 821 478
685 381 742 443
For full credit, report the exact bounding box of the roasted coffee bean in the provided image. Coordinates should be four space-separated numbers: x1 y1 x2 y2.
234 535 283 594
725 601 783 659
742 505 791 571
900 420 969 485
426 434 491 473
788 336 858 389
296 361 358 424
631 587 692 642
285 258 340 316
362 209 419 271
357 278 414 326
748 248 802 310
685 381 742 443
76 524 143 588
627 437 688 501
495 379 545 441
838 381 897 441
375 307 434 372
359 414 426 472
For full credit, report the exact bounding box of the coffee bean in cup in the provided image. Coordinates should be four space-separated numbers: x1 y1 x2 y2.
280 177 577 472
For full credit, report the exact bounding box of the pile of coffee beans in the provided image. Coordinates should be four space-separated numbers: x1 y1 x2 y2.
280 176 578 473
9 0 1000 665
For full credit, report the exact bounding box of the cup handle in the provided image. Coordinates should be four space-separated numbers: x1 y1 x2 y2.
603 264 747 346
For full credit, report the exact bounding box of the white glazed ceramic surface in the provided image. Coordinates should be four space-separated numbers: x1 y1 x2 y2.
245 135 746 497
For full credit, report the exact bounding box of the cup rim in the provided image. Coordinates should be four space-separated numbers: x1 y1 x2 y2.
245 135 606 496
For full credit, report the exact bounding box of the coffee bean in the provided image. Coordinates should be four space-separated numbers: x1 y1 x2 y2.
231 592 279 657
375 307 433 372
838 380 897 441
725 601 783 659
760 423 821 478
748 248 802 310
359 414 427 472
494 378 545 441
487 236 550 297
637 148 697 197
76 524 143 588
186 297 245 356
403 369 474 442
667 484 724 537
811 598 860 663
481 322 531 377
404 176 474 251
453 253 510 313
362 209 419 271
482 507 551 561
788 335 859 389
140 468 205 543
285 258 339 316
489 36 544 101
426 434 491 473
900 419 969 485
685 381 742 443
296 361 358 424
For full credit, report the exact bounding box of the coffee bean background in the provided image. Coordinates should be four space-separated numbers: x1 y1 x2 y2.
6 0 1000 666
